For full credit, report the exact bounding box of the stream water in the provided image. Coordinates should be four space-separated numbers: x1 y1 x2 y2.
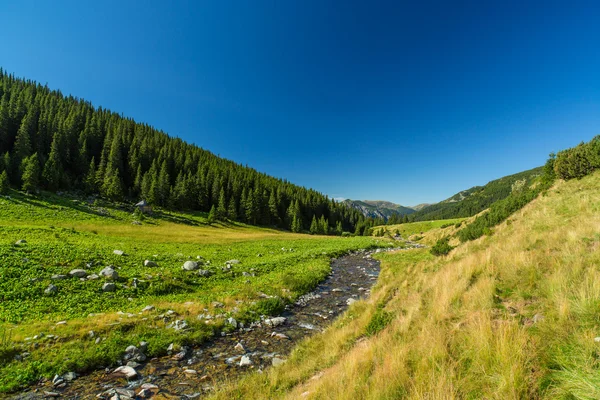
14 248 394 399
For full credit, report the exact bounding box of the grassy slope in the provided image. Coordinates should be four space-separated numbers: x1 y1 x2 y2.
210 171 600 399
381 218 466 238
0 191 390 392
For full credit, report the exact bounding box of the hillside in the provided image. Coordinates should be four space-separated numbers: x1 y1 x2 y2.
409 166 543 221
0 69 365 233
209 168 600 399
342 199 415 220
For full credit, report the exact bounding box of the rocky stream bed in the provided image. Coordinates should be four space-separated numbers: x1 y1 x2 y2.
13 245 420 400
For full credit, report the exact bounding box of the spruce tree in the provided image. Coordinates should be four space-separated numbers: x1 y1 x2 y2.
207 205 216 225
217 188 227 220
319 216 329 235
335 221 343 235
309 215 319 234
21 153 40 193
291 214 302 233
0 170 9 194
227 196 237 220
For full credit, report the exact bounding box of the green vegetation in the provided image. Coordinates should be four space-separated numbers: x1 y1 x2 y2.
410 167 543 221
0 190 390 392
429 237 454 256
383 218 466 238
209 169 600 400
553 135 600 180
0 69 366 233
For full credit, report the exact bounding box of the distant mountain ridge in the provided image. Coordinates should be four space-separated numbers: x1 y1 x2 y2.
343 199 415 220
409 166 544 221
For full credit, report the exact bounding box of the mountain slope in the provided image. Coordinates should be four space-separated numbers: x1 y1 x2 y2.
0 69 365 232
209 169 600 400
410 166 543 221
343 199 415 220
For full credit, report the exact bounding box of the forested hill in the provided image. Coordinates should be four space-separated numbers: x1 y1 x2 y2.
410 166 543 221
0 69 367 233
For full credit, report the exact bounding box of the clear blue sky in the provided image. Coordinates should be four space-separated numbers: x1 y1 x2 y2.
1 1 599 205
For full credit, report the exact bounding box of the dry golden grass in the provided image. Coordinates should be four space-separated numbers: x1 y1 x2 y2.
209 171 600 399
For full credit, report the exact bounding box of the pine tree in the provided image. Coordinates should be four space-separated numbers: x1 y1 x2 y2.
319 216 329 235
0 170 9 194
103 166 123 200
21 153 40 193
227 196 237 220
335 221 343 235
309 215 319 234
291 214 302 233
207 205 216 225
84 157 97 193
217 188 227 220
43 135 63 190
268 190 280 225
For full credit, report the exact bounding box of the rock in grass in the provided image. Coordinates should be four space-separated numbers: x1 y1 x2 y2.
45 284 58 295
113 249 126 256
226 259 241 265
69 269 88 278
112 365 138 379
102 282 116 292
168 319 189 331
100 266 119 280
182 261 198 271
15 239 27 245
141 305 155 312
197 269 212 277
227 317 238 328
51 274 67 280
272 357 286 367
239 355 252 366
144 260 158 267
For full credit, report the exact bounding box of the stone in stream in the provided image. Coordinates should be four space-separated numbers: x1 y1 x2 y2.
182 261 199 271
144 260 158 267
271 332 290 340
45 284 58 295
234 342 246 353
346 298 357 306
264 317 286 327
102 282 116 292
69 269 87 278
62 371 77 381
239 355 252 366
112 365 138 379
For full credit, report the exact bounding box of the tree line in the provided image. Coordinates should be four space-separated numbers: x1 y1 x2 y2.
0 69 370 233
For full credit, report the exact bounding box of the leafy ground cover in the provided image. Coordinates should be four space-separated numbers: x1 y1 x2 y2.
0 190 391 392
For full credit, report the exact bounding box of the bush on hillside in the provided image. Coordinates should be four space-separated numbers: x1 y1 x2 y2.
430 237 454 256
554 136 600 180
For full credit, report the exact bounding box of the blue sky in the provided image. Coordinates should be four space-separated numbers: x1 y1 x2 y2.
1 1 599 205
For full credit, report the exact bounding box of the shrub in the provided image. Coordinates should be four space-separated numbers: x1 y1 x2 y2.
430 237 454 256
365 308 393 336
